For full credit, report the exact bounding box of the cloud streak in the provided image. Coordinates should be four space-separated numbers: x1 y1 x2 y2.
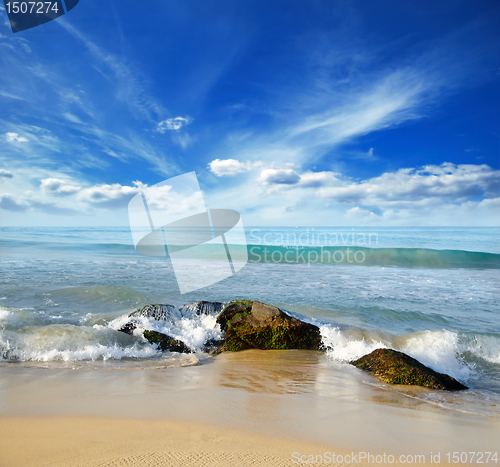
58 20 167 123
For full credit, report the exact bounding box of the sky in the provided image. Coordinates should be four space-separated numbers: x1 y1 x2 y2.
0 0 499 226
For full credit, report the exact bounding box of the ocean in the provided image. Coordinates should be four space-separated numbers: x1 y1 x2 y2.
1 226 499 418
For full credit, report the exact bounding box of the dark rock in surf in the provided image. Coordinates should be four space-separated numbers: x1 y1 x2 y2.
351 348 468 391
143 330 192 353
118 304 190 353
118 322 137 335
217 300 322 352
180 301 225 317
129 304 179 322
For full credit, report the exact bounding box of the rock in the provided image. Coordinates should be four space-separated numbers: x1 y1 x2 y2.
118 322 136 335
180 301 225 317
216 300 253 332
117 304 191 353
202 338 225 354
218 300 322 352
351 348 468 391
129 304 180 323
143 330 192 353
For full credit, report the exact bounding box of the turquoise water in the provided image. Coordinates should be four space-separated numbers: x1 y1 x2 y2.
0 226 499 415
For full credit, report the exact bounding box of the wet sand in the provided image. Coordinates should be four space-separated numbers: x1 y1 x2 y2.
1 349 499 466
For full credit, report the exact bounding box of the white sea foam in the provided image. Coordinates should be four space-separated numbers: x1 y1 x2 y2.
0 323 161 362
470 334 500 364
320 325 387 362
319 325 493 383
399 330 473 381
108 309 223 352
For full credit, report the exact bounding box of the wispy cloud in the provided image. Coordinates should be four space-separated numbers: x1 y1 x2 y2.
214 64 444 170
6 132 28 143
0 90 26 101
0 24 177 177
62 112 84 124
157 117 192 133
58 20 167 123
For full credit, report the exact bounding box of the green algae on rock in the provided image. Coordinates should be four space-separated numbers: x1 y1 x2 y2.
217 300 322 352
216 300 253 333
351 348 468 391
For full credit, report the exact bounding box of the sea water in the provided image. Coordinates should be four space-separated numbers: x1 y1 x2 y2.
0 226 499 416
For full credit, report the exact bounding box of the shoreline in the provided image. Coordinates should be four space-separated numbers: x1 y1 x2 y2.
1 350 499 466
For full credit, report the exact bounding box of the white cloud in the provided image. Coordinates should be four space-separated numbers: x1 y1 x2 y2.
78 181 143 208
208 158 259 176
40 178 81 196
0 194 29 211
317 163 500 209
144 185 205 214
298 171 340 188
257 168 301 185
6 132 28 143
0 169 13 179
254 168 340 191
157 117 191 133
345 206 380 220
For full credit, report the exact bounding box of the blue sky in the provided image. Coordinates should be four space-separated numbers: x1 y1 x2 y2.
0 0 499 226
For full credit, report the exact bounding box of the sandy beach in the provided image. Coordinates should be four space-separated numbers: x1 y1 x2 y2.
1 349 499 466
0 416 340 467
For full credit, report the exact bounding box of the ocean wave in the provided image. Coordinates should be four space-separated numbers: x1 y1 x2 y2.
3 236 499 268
0 303 224 363
0 322 162 362
247 245 500 269
2 303 498 387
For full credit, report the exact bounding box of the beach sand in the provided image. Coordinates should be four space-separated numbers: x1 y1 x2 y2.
1 350 498 466
0 416 342 467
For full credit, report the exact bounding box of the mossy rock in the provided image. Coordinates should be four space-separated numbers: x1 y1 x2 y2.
143 330 192 354
230 299 254 308
351 348 468 391
218 301 322 352
216 301 253 332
